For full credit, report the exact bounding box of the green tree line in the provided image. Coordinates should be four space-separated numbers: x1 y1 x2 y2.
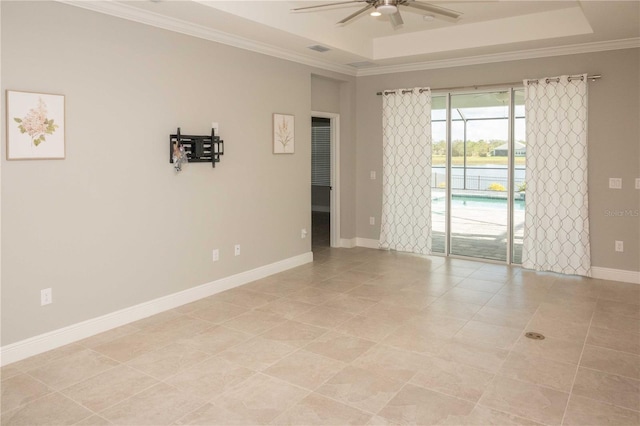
432 140 526 157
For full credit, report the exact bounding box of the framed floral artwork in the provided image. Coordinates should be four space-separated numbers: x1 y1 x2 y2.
273 113 294 154
6 90 65 160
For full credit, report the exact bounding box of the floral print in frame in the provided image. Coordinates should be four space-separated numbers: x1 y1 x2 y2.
273 113 294 154
7 90 65 160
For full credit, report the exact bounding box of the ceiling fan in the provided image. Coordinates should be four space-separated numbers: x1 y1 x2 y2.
291 0 461 29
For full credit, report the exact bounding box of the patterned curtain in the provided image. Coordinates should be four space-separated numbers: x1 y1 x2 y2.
379 88 432 255
522 74 591 276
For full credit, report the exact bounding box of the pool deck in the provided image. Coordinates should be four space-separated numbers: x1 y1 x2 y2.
431 190 524 263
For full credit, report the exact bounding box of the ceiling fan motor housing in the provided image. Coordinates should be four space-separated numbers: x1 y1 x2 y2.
292 0 461 27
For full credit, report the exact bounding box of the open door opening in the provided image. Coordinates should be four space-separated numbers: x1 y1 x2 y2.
311 112 340 250
311 117 331 250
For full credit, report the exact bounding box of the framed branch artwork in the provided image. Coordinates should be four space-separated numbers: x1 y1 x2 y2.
273 113 295 154
6 90 65 160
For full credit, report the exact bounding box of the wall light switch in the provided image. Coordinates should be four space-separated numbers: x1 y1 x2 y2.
609 178 622 189
636 178 640 189
369 216 375 225
41 288 52 306
370 171 376 180
212 249 219 262
615 240 624 252
234 244 241 256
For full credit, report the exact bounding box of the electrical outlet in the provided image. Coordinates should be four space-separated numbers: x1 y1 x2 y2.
370 171 376 180
211 122 219 134
212 249 219 262
234 244 241 256
615 240 624 252
301 228 308 239
369 216 375 225
636 178 640 189
41 288 52 306
609 178 622 189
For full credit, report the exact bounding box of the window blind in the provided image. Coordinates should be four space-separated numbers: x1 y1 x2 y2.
312 118 331 187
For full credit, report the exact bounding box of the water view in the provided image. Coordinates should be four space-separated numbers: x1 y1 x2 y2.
432 166 526 191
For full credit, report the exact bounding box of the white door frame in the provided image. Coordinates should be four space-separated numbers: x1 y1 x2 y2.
311 111 340 248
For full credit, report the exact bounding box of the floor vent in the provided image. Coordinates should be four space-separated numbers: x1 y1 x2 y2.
524 332 545 340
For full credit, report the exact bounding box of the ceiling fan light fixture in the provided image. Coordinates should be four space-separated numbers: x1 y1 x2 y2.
377 4 397 15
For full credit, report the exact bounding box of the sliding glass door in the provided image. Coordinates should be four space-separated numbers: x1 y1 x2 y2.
431 96 447 255
512 89 526 264
431 88 526 264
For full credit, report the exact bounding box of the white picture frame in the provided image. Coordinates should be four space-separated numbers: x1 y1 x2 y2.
273 113 295 154
6 90 65 160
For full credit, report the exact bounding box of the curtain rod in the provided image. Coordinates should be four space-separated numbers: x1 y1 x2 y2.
376 74 602 95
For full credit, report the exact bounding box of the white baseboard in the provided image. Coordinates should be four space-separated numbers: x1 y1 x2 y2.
0 252 314 366
347 239 638 284
312 205 330 213
591 267 640 284
356 238 380 249
340 238 356 248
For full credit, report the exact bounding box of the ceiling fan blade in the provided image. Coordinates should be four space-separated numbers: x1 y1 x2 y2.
404 1 461 21
389 10 404 28
291 1 364 12
338 4 373 24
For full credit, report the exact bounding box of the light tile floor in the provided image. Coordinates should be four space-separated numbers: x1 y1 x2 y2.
2 247 640 425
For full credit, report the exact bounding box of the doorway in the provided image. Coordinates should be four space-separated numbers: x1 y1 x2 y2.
311 112 340 250
431 89 526 264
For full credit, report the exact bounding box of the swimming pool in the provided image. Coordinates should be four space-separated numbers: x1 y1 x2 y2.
432 195 525 211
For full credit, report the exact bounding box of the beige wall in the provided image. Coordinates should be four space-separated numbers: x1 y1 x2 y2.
311 75 341 113
356 49 640 272
310 77 338 212
0 2 357 345
310 74 358 238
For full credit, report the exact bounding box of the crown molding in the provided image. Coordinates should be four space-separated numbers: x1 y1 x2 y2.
357 38 640 76
56 2 638 79
56 0 358 77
